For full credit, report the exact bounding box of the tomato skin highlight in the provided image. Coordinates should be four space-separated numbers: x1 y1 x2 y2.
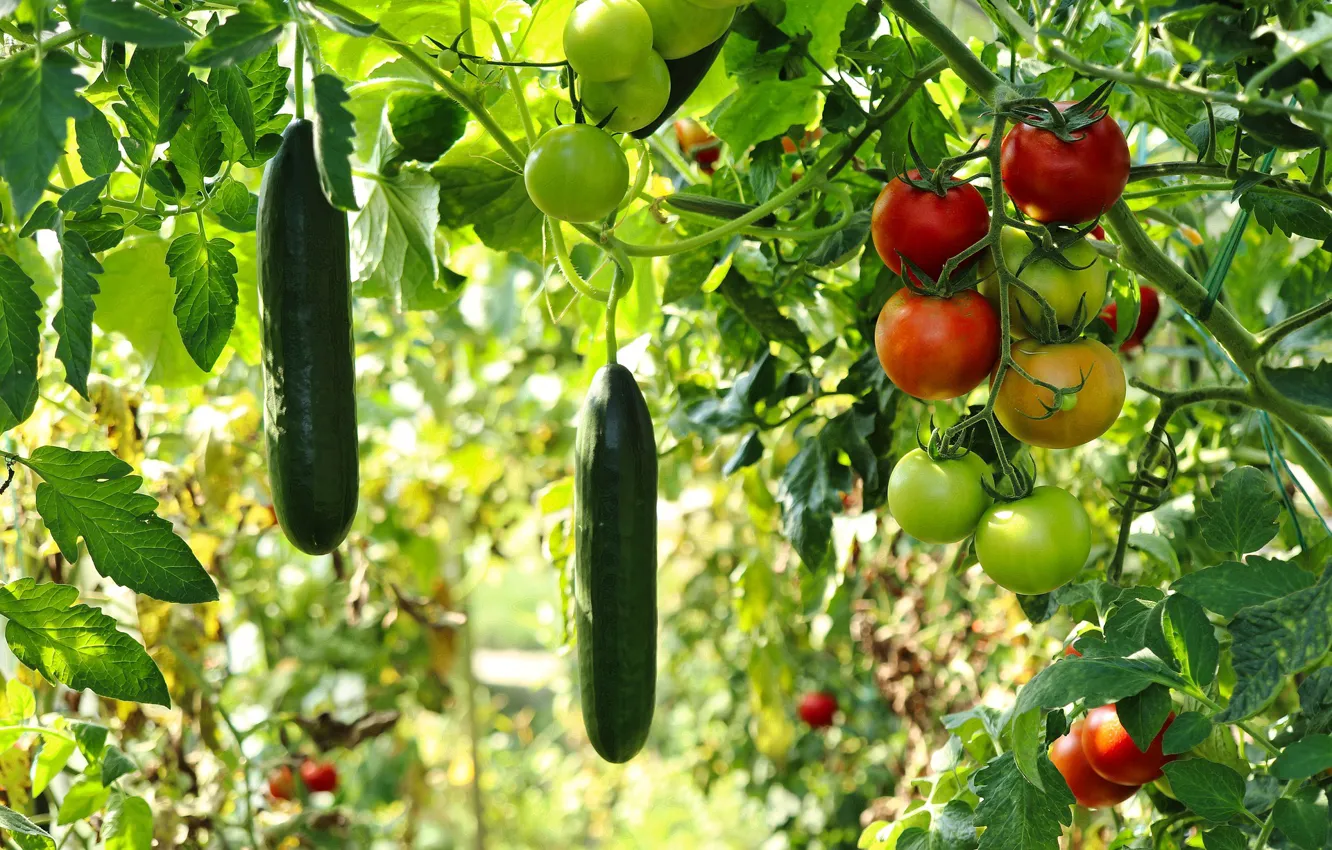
562 0 654 82
268 765 295 801
1083 705 1177 786
1050 720 1141 808
871 172 990 283
1100 286 1161 351
994 338 1126 449
524 125 629 223
1000 104 1131 224
874 289 1001 401
299 759 339 793
975 486 1090 595
887 449 992 544
798 692 838 728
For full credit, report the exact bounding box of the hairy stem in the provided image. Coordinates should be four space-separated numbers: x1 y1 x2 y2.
1129 162 1332 211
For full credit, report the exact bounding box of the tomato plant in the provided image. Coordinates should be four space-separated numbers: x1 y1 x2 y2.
268 765 296 801
1050 721 1140 808
874 289 1000 401
887 449 991 544
993 338 1127 449
1082 705 1177 786
1000 102 1131 224
523 125 630 222
974 486 1091 595
870 171 990 283
981 227 1109 335
562 0 655 81
798 692 838 728
1101 286 1162 351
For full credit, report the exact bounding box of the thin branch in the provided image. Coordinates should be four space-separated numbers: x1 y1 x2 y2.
1129 162 1332 212
1257 298 1332 355
828 55 949 178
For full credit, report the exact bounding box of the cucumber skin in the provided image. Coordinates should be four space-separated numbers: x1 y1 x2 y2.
574 364 658 763
632 31 729 139
257 119 359 556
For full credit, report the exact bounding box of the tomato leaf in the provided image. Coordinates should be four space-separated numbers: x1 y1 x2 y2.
1148 593 1220 688
1271 734 1332 780
1272 797 1328 850
433 155 543 258
717 271 809 355
1013 655 1186 718
1161 759 1249 822
313 74 360 211
0 257 42 434
1263 360 1332 414
1116 684 1173 752
1162 711 1212 755
1171 558 1315 618
185 0 287 67
777 437 836 569
1240 190 1332 242
74 0 193 47
0 806 52 850
164 232 239 371
56 778 110 826
54 230 102 399
1202 826 1248 850
973 753 1072 850
103 794 152 850
1298 668 1332 733
1195 466 1281 557
100 746 137 786
0 51 92 218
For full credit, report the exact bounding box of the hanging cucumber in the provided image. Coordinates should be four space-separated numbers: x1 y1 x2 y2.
574 362 658 763
632 30 730 139
256 119 359 555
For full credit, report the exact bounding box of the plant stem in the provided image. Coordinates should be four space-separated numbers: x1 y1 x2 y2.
548 220 609 302
488 21 535 149
1257 298 1332 354
1128 162 1332 211
828 55 949 178
882 0 1002 101
294 34 306 121
605 265 622 365
647 135 698 185
1120 182 1234 201
0 28 84 70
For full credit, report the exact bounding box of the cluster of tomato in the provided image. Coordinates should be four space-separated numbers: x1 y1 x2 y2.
878 105 1159 597
267 758 340 801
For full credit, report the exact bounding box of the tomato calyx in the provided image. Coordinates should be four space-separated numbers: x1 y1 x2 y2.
899 254 989 298
919 426 978 464
1005 226 1105 341
998 81 1115 143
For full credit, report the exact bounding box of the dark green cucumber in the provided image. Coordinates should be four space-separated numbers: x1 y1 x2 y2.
257 119 359 555
631 31 729 139
574 364 658 763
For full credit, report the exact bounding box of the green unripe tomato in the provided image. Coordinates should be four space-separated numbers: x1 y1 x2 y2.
635 0 734 60
580 51 671 133
974 486 1090 595
437 49 461 72
887 449 992 545
563 0 654 82
980 227 1109 336
524 124 629 223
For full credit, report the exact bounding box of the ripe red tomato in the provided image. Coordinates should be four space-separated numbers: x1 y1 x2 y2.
299 759 339 793
871 172 990 283
268 765 295 801
993 338 1126 449
798 691 838 728
1100 286 1161 351
673 119 721 174
1000 104 1130 224
1082 705 1176 786
1050 720 1141 808
874 289 1001 401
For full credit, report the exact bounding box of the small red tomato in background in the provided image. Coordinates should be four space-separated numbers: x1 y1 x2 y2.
1100 286 1160 351
1050 720 1140 808
299 759 339 793
674 119 721 175
268 765 295 801
870 172 990 284
875 289 1001 401
1000 104 1130 224
798 692 838 728
1082 705 1176 786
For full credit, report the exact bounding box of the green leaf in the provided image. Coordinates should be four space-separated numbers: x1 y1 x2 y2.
805 209 871 269
777 438 836 569
21 446 218 603
352 168 439 308
0 257 42 433
780 0 858 66
1271 734 1332 779
1254 13 1332 88
387 90 468 164
878 87 952 171
186 0 287 67
1161 759 1248 822
1298 668 1332 733
1202 825 1247 850
0 679 35 724
1162 711 1211 755
54 230 102 399
312 74 360 211
0 579 168 705
717 271 809 354
1149 593 1219 688
1219 567 1332 722
1241 190 1332 242
100 746 137 786
31 727 75 796
56 778 109 826
122 46 190 145
75 0 193 46
1009 707 1046 791
1172 558 1315 618
1013 656 1187 718
103 794 152 849
67 211 127 252
973 753 1072 850
70 722 108 762
712 78 820 156
75 109 120 178
19 202 59 237
432 154 543 257
1116 684 1173 752
1196 466 1281 556
1264 361 1332 414
167 80 223 195
207 65 256 154
164 232 238 371
0 52 91 217
1273 797 1329 850
0 807 53 850
57 176 109 213
723 431 764 476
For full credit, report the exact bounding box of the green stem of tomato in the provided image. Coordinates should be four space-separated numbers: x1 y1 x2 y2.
489 21 536 149
547 219 610 303
1127 162 1332 211
293 33 306 121
605 265 623 366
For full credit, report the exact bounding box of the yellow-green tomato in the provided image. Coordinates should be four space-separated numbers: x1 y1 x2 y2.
636 0 734 59
887 449 992 545
980 227 1109 336
974 486 1090 595
580 51 671 133
563 0 654 82
524 125 629 223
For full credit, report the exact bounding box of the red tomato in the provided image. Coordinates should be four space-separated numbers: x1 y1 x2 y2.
781 128 824 153
1064 645 1081 658
1100 286 1161 351
299 759 339 793
798 691 838 728
674 119 721 173
1050 720 1141 808
871 172 990 284
1082 705 1176 786
1000 104 1130 224
1090 224 1106 241
268 765 295 801
875 289 1001 401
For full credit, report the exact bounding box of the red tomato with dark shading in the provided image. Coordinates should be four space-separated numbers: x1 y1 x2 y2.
674 119 721 174
268 765 295 801
798 692 838 728
1050 720 1141 808
875 289 1001 401
1082 705 1176 786
1100 286 1160 351
1001 104 1130 224
299 759 339 793
871 172 990 284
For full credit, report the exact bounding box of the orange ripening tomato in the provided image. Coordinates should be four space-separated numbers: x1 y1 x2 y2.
1100 286 1161 351
1050 720 1141 808
993 338 1126 449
